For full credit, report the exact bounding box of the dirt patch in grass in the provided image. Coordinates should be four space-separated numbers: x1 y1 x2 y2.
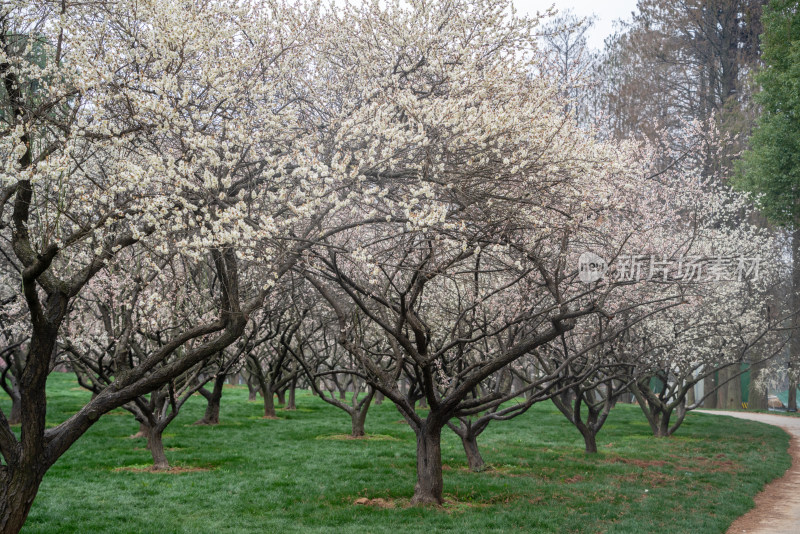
353 497 396 508
605 456 667 469
604 456 681 487
613 471 678 487
671 455 740 473
316 433 400 441
446 464 555 479
113 465 213 474
132 447 183 452
351 494 513 511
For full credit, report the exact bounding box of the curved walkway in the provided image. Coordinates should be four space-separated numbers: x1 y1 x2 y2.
696 410 800 534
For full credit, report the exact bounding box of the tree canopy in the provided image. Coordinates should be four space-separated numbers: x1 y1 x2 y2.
737 0 800 224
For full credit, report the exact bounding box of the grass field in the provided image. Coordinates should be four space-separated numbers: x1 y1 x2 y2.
4 373 791 533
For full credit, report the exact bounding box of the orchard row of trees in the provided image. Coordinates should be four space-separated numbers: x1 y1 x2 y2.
551 0 800 408
0 0 795 532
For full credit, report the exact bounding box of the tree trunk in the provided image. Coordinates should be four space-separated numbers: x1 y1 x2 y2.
0 336 53 533
668 402 688 436
717 367 730 409
147 427 169 470
0 467 44 534
351 410 366 437
262 384 276 418
655 412 672 438
374 391 384 405
276 389 286 406
551 393 602 453
460 431 485 471
704 372 718 409
749 360 768 410
286 378 297 410
195 374 225 425
349 390 374 437
130 421 151 439
411 423 443 505
791 220 800 412
630 384 671 438
7 394 21 425
727 368 742 409
579 426 598 453
247 383 258 401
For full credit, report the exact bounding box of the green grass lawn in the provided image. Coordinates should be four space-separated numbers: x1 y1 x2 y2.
5 373 791 533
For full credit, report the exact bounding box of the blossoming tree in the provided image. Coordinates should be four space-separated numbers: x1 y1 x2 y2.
0 0 331 528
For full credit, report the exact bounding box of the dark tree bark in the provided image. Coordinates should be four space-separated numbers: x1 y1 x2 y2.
579 425 598 453
410 421 444 505
262 383 276 418
460 431 484 471
244 325 301 417
727 368 743 409
120 375 207 470
716 366 730 409
147 426 170 470
130 421 151 439
447 418 488 471
6 393 20 426
0 467 45 534
147 425 169 470
286 378 297 410
463 437 484 471
552 386 613 454
303 374 375 437
351 409 366 437
194 373 226 425
349 390 374 437
0 326 61 532
703 373 718 409
630 380 686 437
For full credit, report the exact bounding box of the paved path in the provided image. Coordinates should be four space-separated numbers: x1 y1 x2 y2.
696 410 800 534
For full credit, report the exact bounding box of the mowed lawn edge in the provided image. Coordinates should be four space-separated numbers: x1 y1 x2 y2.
3 373 790 534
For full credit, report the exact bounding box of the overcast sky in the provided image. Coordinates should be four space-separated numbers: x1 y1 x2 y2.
514 0 640 50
